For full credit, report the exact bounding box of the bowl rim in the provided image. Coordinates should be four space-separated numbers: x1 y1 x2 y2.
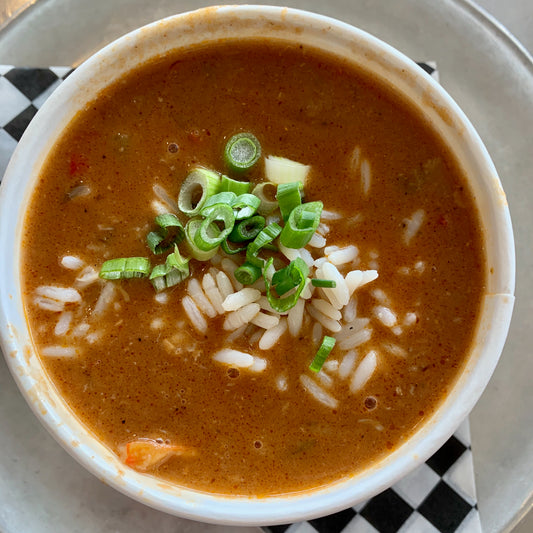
0 4 515 525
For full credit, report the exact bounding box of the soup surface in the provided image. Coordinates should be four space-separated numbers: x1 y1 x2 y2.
22 39 485 496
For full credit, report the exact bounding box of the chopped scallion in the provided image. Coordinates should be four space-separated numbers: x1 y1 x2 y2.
149 246 190 291
311 278 337 288
228 215 265 242
221 240 247 255
196 203 235 251
271 257 310 296
263 257 309 312
276 181 302 222
309 336 336 373
220 174 251 195
246 223 282 268
280 201 323 249
99 257 151 280
201 191 237 214
231 193 261 220
178 167 220 216
251 182 278 215
224 132 261 173
184 219 220 261
234 262 262 285
146 213 185 254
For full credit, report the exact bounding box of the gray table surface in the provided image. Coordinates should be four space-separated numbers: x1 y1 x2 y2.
0 1 531 532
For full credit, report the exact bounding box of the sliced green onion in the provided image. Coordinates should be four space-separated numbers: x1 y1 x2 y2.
220 174 251 195
224 132 261 173
184 219 219 261
251 182 278 215
228 215 265 242
195 203 235 251
178 167 220 216
202 191 237 215
221 240 247 255
99 257 151 280
264 155 310 185
309 336 336 373
311 278 337 288
234 262 262 285
246 223 282 268
149 246 190 292
231 193 261 220
146 213 185 254
263 257 309 313
271 257 310 296
280 201 323 249
276 181 302 222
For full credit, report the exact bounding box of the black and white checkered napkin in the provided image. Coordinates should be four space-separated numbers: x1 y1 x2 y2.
0 65 482 533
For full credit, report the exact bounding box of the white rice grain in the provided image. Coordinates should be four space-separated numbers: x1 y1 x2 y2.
216 271 235 301
223 288 262 312
312 322 323 345
350 350 378 393
153 184 179 213
320 210 342 221
251 312 280 330
276 374 288 392
300 279 315 300
345 270 379 295
54 311 73 336
41 345 78 358
403 209 425 245
306 305 341 333
310 298 342 321
382 342 407 358
336 318 370 340
92 282 115 316
316 370 334 388
403 312 418 326
213 349 253 368
316 222 330 236
225 324 247 343
187 278 216 318
318 262 349 309
182 295 207 334
34 296 64 312
61 255 84 270
220 258 243 290
337 327 373 351
279 243 301 262
342 297 358 323
151 199 168 215
327 245 358 266
338 350 357 379
223 303 261 331
287 298 305 336
360 158 371 196
72 322 90 337
154 292 169 304
299 247 315 268
75 266 99 289
373 305 397 327
202 273 225 314
299 374 338 409
323 359 339 373
258 318 288 350
250 357 267 373
308 233 326 248
36 286 81 303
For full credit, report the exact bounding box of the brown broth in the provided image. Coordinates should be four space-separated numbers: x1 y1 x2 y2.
22 40 485 495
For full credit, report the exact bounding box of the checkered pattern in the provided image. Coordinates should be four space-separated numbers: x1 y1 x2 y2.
0 64 481 533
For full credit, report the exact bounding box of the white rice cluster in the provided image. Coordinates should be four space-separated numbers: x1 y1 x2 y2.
34 255 121 356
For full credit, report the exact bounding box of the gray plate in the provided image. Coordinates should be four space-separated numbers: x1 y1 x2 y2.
0 1 531 532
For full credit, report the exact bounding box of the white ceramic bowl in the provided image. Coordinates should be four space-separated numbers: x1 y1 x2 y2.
0 5 515 526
